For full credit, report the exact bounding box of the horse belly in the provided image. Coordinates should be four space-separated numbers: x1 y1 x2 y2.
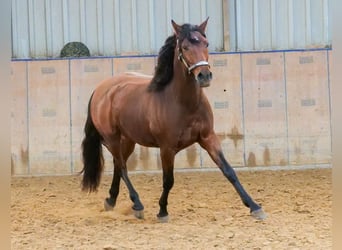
118 96 159 147
127 131 158 148
91 78 150 141
119 121 158 147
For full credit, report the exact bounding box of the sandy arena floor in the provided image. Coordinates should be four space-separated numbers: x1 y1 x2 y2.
11 168 331 249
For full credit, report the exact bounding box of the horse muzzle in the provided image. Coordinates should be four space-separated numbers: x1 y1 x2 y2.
177 53 212 87
195 69 212 87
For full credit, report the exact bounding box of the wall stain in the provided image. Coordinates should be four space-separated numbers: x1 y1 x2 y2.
216 133 226 142
186 145 197 166
11 146 29 175
127 151 138 171
140 147 150 170
295 146 301 163
226 126 244 148
20 145 29 165
279 159 287 166
263 147 271 166
11 156 14 175
247 152 256 167
156 155 162 170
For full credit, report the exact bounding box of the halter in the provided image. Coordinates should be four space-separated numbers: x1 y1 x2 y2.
178 53 210 74
177 39 210 75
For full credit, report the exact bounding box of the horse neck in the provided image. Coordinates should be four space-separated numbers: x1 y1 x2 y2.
170 57 203 110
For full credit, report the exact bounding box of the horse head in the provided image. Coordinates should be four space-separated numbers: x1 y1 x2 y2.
172 18 213 88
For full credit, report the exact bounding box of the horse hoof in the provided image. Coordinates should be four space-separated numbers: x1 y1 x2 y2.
133 209 144 219
157 215 169 223
104 199 114 211
251 208 267 220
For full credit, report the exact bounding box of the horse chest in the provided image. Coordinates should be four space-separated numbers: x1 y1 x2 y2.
174 121 201 149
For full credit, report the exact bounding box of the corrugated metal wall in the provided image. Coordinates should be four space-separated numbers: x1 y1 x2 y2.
11 0 224 58
12 0 332 59
230 0 332 51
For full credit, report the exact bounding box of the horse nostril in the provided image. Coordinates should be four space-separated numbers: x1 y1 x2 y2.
198 72 205 81
197 71 212 82
196 71 212 87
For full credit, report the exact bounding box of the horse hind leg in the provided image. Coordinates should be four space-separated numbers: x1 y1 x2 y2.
121 166 145 219
121 137 144 218
104 157 121 211
103 137 131 210
105 137 144 219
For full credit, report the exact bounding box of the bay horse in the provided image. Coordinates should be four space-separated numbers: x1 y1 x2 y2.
81 18 266 222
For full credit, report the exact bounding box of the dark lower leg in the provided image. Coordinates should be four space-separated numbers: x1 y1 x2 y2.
106 163 121 207
121 169 144 211
219 152 261 212
158 171 174 218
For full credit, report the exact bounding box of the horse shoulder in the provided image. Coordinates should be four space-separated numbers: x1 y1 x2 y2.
193 96 216 139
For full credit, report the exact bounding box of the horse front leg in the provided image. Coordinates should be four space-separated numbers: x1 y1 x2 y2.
157 148 175 222
199 133 267 220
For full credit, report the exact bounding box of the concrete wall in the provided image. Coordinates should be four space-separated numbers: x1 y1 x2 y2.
11 49 332 175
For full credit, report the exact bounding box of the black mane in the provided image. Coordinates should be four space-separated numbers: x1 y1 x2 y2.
148 35 176 92
148 23 206 92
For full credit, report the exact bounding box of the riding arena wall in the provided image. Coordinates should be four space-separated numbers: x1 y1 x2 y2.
11 49 332 176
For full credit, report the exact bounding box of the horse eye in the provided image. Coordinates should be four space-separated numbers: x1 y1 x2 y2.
182 46 189 51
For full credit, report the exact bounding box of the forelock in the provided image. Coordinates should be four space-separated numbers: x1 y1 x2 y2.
178 23 206 42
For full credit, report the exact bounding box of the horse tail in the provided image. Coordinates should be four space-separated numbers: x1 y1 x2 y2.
81 93 104 192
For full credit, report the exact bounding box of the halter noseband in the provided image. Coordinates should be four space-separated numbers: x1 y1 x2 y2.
178 52 210 74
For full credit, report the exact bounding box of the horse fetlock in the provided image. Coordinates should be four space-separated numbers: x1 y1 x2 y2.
132 203 144 212
243 200 250 208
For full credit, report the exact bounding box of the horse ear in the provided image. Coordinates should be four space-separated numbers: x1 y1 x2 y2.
171 20 181 36
198 17 209 33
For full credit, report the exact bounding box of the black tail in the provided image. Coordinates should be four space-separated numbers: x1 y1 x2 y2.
81 94 104 192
